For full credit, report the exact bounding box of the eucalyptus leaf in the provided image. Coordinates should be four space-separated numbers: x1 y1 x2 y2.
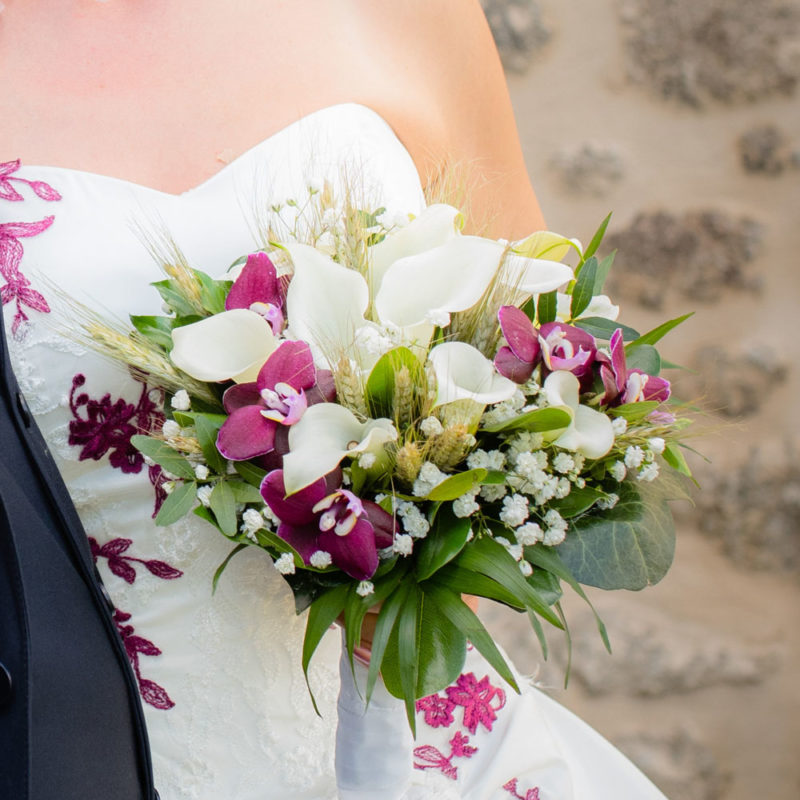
626 344 661 376
556 483 675 590
131 435 197 480
228 480 264 504
537 291 557 325
209 481 237 536
155 480 197 526
550 485 605 518
191 412 227 473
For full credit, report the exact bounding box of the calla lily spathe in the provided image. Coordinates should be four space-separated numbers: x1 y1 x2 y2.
282 402 398 494
543 370 614 459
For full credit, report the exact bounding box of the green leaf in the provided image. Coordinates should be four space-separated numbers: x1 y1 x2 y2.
151 279 199 318
131 435 197 480
456 537 563 628
302 585 349 714
155 481 197 526
526 569 562 606
482 470 508 485
556 483 675 590
551 486 605 518
190 412 227 473
130 314 175 350
593 250 616 295
574 317 640 342
423 583 519 694
481 406 572 434
626 344 661 376
663 442 693 478
526 608 548 660
431 563 526 610
193 269 231 315
626 313 694 350
209 481 237 536
233 461 268 488
193 504 221 531
570 256 598 320
366 580 411 705
609 401 660 422
536 291 557 325
227 480 264 504
582 212 612 262
212 543 248 593
416 505 473 580
365 346 420 419
426 468 487 501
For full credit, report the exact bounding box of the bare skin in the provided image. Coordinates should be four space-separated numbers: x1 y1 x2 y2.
1 0 540 650
0 0 544 236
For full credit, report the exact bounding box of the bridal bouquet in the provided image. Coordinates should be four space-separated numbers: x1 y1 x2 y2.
77 187 693 730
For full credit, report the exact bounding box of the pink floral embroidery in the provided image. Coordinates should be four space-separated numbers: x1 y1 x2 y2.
413 732 478 780
113 610 175 711
89 537 183 585
503 778 541 800
68 373 167 515
0 160 60 338
445 672 506 734
416 692 456 728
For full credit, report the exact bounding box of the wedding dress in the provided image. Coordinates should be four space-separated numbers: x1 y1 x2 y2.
1 103 667 800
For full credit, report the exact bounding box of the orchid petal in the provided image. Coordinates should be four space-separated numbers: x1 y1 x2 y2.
222 382 261 413
283 404 397 494
260 470 326 527
498 305 539 363
256 339 317 393
369 203 461 292
170 309 276 383
225 252 280 311
494 345 535 384
543 371 614 459
284 243 370 366
502 253 574 295
375 236 505 330
362 500 397 549
429 342 518 408
275 522 323 563
216 405 276 460
318 517 379 580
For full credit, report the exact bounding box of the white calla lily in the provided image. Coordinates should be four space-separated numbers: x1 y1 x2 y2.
283 243 370 366
511 230 580 262
429 342 518 408
283 403 397 494
370 204 461 291
555 293 619 322
170 308 276 383
543 370 614 459
501 252 574 295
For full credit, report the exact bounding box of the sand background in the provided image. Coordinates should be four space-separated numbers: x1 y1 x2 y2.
479 2 800 798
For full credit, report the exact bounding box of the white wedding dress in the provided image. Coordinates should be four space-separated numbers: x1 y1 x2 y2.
2 103 667 800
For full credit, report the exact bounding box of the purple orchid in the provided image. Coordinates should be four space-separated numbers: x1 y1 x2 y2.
216 339 334 461
494 305 542 383
538 322 597 386
260 469 396 580
599 329 671 407
226 252 286 335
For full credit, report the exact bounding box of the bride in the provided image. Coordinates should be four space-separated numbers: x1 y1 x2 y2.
1 1 667 798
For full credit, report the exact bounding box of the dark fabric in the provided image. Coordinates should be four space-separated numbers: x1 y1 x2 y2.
0 319 155 799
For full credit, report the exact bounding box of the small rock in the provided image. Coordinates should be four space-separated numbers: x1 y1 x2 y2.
550 142 625 196
480 0 551 73
550 602 777 697
620 0 800 107
617 728 730 800
738 124 797 174
604 210 763 309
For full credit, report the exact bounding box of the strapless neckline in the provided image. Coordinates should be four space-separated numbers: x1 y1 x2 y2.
19 102 418 199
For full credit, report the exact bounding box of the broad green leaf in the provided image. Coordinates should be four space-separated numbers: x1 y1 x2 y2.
152 278 200 318
416 505 473 580
193 269 231 315
131 435 197 480
574 317 640 342
626 344 661 376
456 538 563 628
556 483 675 590
302 584 349 714
423 583 519 693
482 470 508 485
227 480 264 504
593 250 616 295
482 406 571 434
551 486 605 518
626 313 694 350
536 291 557 325
155 481 197 526
609 401 659 422
212 543 248 593
209 481 237 536
431 563 526 610
234 461 268 488
190 412 227 473
365 346 421 419
130 314 175 350
570 256 598 320
193 504 221 532
426 468 487 501
663 442 693 478
366 580 411 705
527 568 562 606
581 212 612 262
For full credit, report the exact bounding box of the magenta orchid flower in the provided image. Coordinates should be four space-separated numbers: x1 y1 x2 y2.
216 339 333 461
260 470 396 580
538 322 597 386
225 252 286 336
599 329 671 407
494 305 542 384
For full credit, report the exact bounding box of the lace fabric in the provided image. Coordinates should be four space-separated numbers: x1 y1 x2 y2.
1 104 668 800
